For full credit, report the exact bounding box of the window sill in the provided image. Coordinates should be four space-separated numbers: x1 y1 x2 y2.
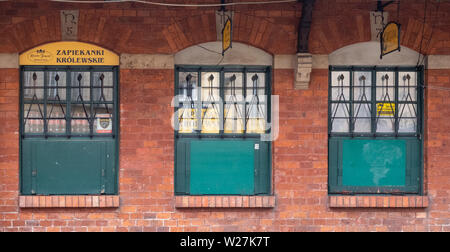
328 195 428 208
175 196 275 208
19 195 120 208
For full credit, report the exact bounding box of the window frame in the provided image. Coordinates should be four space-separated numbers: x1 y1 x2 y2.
174 65 272 196
20 65 119 139
328 65 424 195
19 65 120 196
174 65 272 139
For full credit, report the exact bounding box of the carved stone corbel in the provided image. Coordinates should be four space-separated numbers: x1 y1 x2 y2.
294 53 313 90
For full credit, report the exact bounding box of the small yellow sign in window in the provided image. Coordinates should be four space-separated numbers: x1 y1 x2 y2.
377 102 395 116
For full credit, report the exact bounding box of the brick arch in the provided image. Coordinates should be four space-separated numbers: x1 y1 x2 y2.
309 14 444 56
0 13 62 54
161 12 298 55
0 10 299 56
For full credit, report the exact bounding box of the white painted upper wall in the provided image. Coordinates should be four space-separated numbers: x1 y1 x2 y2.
329 41 423 66
174 42 273 66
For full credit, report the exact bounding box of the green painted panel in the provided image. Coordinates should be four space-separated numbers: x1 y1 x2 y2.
342 139 406 186
190 139 255 195
22 139 116 195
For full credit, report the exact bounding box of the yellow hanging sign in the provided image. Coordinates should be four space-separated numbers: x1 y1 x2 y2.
19 41 119 66
381 22 401 59
222 18 232 55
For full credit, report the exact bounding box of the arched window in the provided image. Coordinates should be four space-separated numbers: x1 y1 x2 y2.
19 42 119 195
328 42 424 194
174 42 272 196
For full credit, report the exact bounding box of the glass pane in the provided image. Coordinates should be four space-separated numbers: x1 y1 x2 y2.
376 118 395 133
47 103 66 119
201 72 220 133
92 72 113 102
332 118 349 133
331 71 350 87
399 103 417 118
201 103 220 133
178 72 198 102
93 72 113 86
71 118 90 134
71 88 91 102
47 119 66 134
94 104 113 116
246 103 266 133
71 106 92 134
178 107 198 133
224 104 244 133
246 72 266 103
201 72 220 102
23 108 44 133
23 71 44 100
353 103 371 118
224 73 243 102
47 72 67 101
331 87 350 102
331 103 350 118
354 118 371 133
398 103 417 132
92 88 113 102
399 118 417 133
353 71 372 102
398 72 417 102
71 72 90 87
376 72 395 101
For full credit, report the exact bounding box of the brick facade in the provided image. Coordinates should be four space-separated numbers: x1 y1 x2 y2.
1 0 450 232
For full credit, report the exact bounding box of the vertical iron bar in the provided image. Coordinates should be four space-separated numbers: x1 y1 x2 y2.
90 69 94 137
196 69 202 133
219 70 225 136
43 69 48 137
243 68 247 134
67 68 72 136
395 69 399 136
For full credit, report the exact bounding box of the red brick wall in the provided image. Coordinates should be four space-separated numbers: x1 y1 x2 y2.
1 0 450 232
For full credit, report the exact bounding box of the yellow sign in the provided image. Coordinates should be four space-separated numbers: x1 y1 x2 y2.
222 18 232 55
19 41 119 66
381 22 400 58
377 103 395 116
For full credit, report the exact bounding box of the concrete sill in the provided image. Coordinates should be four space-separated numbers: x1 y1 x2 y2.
328 195 429 208
175 196 276 208
19 195 120 208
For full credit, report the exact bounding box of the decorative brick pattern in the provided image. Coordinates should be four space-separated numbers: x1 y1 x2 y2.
175 196 276 208
19 196 120 208
328 196 429 208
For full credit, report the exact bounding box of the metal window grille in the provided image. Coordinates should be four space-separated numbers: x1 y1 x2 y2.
328 66 423 137
175 66 271 138
21 66 118 138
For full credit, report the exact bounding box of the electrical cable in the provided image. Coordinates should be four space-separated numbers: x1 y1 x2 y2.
49 0 297 7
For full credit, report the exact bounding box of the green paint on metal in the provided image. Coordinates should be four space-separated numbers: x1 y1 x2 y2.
22 139 116 195
189 139 255 195
342 139 406 186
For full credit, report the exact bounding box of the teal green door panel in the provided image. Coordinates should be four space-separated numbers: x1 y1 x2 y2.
342 139 406 186
189 139 255 195
254 141 271 195
329 137 421 194
21 139 116 195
